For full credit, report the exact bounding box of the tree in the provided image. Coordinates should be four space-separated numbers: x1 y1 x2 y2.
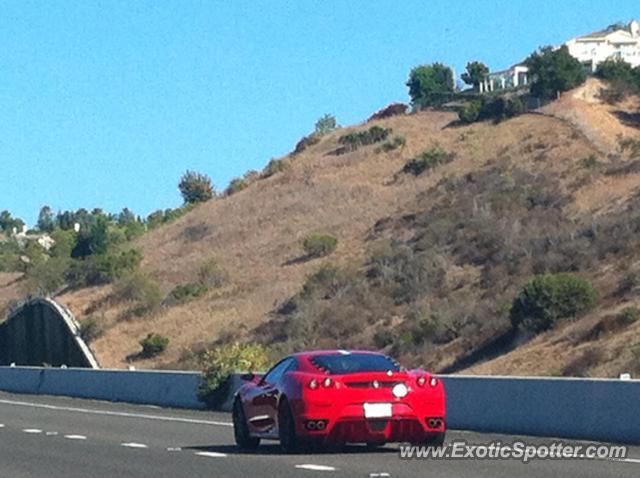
71 215 109 258
406 63 454 109
314 114 338 136
178 170 214 204
0 210 25 235
37 206 55 232
461 61 489 90
525 45 586 99
117 207 136 226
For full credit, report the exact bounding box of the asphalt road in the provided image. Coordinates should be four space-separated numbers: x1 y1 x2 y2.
0 391 638 478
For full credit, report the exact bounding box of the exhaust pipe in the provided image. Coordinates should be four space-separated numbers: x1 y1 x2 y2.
316 420 326 431
307 421 317 430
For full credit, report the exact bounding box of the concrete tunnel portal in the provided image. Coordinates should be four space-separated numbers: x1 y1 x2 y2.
0 298 99 368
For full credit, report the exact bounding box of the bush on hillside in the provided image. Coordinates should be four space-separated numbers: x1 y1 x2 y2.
166 282 209 305
458 100 483 124
66 249 142 287
337 126 392 153
458 96 524 124
179 170 215 204
139 333 169 358
261 158 289 178
225 177 249 196
112 271 163 316
368 103 408 122
510 273 598 333
376 135 406 153
403 146 454 175
302 234 338 258
293 133 321 155
596 58 640 103
79 316 105 344
198 343 271 408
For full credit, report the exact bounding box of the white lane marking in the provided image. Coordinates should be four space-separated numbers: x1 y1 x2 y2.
612 458 640 464
167 447 182 452
121 442 148 449
0 424 4 428
0 398 232 427
369 474 391 477
23 429 43 434
46 431 59 436
64 435 87 440
295 464 336 471
194 451 228 458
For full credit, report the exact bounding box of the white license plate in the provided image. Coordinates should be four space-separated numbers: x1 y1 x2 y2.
363 402 392 418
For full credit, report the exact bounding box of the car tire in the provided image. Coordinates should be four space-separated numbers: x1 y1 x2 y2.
233 398 260 450
424 432 445 448
278 398 299 453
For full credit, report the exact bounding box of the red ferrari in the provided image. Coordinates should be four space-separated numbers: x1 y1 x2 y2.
232 350 446 452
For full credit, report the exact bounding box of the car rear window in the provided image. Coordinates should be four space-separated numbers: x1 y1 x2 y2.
310 353 400 374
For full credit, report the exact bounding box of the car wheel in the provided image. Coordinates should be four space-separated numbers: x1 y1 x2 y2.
233 398 260 450
424 432 445 448
278 398 299 453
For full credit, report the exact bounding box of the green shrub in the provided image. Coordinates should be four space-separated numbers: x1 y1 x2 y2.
338 126 392 153
619 307 640 325
112 272 163 314
376 135 406 153
166 282 208 305
261 158 289 178
510 273 598 333
198 343 271 408
139 333 169 358
225 177 249 196
581 154 599 169
79 316 105 344
66 249 142 287
403 146 453 175
302 233 338 258
458 100 483 124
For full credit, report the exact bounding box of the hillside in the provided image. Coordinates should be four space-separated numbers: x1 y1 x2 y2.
2 79 640 377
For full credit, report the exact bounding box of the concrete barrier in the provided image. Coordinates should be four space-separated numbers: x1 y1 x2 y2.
1 367 638 444
0 366 204 410
441 375 640 444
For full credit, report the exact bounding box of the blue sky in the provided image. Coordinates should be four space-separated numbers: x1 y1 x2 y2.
2 0 637 225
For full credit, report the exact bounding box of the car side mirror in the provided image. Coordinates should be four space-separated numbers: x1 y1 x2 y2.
240 372 256 382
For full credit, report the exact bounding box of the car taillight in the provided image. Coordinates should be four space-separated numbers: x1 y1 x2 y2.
417 376 426 387
429 377 438 387
309 379 319 390
322 377 333 388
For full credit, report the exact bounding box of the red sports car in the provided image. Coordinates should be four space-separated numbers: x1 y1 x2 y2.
232 350 446 452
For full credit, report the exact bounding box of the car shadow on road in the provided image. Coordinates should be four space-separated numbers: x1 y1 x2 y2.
184 443 399 456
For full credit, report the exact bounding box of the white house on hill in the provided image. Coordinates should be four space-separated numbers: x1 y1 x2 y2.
484 20 640 92
566 20 640 70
